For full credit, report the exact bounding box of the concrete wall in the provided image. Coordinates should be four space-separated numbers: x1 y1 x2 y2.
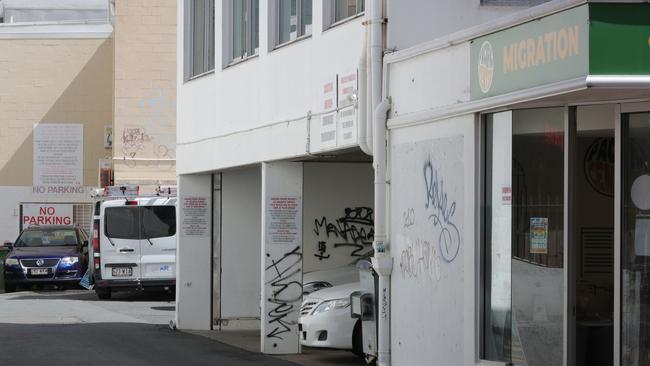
220 167 262 328
303 162 374 272
176 173 212 330
389 114 477 366
0 34 113 241
113 0 176 185
260 162 303 354
177 1 366 174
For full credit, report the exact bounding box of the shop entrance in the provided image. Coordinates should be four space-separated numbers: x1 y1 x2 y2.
572 106 615 366
621 107 650 366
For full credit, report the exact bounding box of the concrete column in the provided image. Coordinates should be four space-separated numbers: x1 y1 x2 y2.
176 173 212 330
260 162 304 354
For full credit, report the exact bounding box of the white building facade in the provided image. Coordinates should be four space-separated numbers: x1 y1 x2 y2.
177 1 650 365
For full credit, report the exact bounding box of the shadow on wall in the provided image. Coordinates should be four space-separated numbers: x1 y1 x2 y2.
0 38 113 188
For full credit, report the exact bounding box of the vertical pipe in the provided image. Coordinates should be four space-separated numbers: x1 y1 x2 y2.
369 1 392 366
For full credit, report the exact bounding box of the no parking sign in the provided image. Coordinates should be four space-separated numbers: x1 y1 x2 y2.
22 204 73 227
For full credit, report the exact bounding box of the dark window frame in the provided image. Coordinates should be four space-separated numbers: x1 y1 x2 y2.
184 0 216 81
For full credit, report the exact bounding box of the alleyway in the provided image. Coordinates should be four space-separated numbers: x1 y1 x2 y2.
0 290 296 366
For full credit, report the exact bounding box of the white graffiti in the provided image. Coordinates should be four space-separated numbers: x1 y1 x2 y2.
399 237 442 282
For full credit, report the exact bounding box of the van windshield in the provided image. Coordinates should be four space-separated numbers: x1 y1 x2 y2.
16 229 79 247
105 206 176 239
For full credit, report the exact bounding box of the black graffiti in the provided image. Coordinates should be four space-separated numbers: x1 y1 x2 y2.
423 160 461 263
314 207 374 257
265 246 303 340
314 241 331 260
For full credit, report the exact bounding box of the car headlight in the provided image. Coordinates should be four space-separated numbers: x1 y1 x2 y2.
60 257 79 265
312 298 350 315
4 258 18 266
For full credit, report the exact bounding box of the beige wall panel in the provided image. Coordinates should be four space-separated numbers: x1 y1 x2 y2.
0 38 113 187
113 0 177 185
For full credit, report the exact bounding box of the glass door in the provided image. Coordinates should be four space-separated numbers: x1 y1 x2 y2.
621 109 650 366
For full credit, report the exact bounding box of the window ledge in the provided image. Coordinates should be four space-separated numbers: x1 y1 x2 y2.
325 12 365 33
225 53 259 69
272 33 312 52
185 69 215 83
475 361 509 366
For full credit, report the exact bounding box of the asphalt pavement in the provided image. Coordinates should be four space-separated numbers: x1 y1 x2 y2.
0 290 298 366
0 322 297 366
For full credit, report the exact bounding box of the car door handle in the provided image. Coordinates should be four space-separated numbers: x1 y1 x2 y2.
119 248 135 253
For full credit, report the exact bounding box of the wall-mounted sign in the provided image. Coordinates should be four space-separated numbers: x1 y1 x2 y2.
104 125 113 149
181 197 209 237
33 123 84 192
266 195 301 246
470 5 588 100
311 70 359 153
470 4 650 100
22 204 73 227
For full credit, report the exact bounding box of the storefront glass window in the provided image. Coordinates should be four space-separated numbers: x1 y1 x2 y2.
622 113 650 366
484 108 565 365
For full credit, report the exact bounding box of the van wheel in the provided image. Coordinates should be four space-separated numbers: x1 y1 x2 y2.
352 320 364 357
96 287 111 300
4 284 16 293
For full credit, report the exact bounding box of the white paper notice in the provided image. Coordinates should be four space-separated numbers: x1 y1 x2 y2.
266 195 301 246
181 197 209 237
33 124 83 187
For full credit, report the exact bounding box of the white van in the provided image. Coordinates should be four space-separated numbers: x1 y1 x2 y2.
90 189 176 300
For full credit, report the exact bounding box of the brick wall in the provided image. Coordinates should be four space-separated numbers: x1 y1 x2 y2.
113 0 177 186
0 38 113 186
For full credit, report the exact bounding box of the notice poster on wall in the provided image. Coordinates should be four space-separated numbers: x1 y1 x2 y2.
22 204 73 228
266 195 301 246
33 123 84 188
181 197 209 237
530 217 549 254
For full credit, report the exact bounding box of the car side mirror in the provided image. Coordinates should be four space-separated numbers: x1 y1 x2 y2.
2 241 13 251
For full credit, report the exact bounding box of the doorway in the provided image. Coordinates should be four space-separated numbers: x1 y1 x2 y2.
573 105 615 366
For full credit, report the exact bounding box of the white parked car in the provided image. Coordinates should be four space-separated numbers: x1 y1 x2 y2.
302 264 359 295
90 194 177 299
300 281 363 354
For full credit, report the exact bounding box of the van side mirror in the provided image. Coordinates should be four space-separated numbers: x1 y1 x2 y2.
2 241 13 251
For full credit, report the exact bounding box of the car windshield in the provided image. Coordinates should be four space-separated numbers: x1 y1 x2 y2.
16 229 79 247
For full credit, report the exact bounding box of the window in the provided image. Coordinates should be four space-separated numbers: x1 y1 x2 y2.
17 229 80 247
185 0 215 80
105 206 176 240
232 0 259 61
622 113 650 366
333 0 364 23
483 108 565 365
142 206 176 239
105 207 140 240
277 0 312 45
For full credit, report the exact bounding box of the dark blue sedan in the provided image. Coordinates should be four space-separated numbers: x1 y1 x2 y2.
3 225 89 293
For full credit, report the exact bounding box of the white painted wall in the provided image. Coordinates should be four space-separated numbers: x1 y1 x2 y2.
176 174 212 330
220 167 262 328
177 1 366 174
387 43 470 120
260 162 303 354
387 0 526 51
389 114 477 366
0 186 94 243
303 162 373 272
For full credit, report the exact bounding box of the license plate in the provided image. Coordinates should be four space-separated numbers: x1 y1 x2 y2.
30 268 49 275
112 267 133 277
